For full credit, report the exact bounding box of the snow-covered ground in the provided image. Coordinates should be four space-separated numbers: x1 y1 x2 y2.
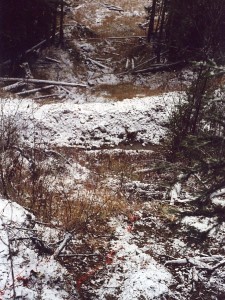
2 92 180 149
94 218 173 300
1 76 224 300
0 198 78 299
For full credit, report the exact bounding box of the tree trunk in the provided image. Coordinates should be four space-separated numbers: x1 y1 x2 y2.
147 0 157 42
59 0 64 45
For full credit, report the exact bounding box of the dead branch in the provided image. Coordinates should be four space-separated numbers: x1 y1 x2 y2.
59 253 101 257
1 40 47 67
102 3 124 12
16 85 54 96
0 77 87 88
59 86 73 95
210 188 225 200
53 233 73 259
133 51 168 71
2 81 26 92
86 58 110 69
86 36 146 40
165 255 225 271
34 93 59 99
132 61 185 74
125 59 129 69
45 56 61 64
211 259 225 272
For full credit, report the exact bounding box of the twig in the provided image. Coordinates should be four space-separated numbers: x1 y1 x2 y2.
59 253 102 257
45 57 61 64
211 259 225 272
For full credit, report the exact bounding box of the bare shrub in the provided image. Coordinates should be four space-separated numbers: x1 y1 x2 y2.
0 103 131 232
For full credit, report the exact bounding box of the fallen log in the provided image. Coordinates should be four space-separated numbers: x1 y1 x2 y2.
87 36 146 40
2 81 26 92
0 77 87 88
16 85 54 96
132 61 185 74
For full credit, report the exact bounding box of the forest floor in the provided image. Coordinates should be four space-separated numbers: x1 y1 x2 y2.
0 0 224 299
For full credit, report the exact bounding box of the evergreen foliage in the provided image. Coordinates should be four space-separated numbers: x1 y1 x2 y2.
166 0 225 61
168 62 225 208
0 0 61 63
147 0 225 62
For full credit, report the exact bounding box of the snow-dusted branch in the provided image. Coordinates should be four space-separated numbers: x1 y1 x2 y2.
3 81 26 92
0 77 87 88
165 255 225 271
16 85 54 96
53 232 73 259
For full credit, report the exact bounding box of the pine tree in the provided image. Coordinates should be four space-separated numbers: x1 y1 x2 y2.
168 61 225 210
166 0 225 61
0 0 63 64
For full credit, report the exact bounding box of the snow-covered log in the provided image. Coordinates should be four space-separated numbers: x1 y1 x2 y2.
0 77 87 88
2 81 26 91
16 85 54 96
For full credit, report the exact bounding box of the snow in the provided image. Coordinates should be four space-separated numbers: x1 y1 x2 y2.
210 188 225 208
0 198 78 299
95 219 173 299
212 197 225 208
3 92 179 149
169 182 181 205
182 216 218 233
0 90 181 298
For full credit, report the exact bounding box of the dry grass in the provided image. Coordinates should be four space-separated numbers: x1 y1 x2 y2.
12 159 132 233
0 134 133 234
57 189 130 232
92 82 173 100
70 0 147 38
93 15 145 38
